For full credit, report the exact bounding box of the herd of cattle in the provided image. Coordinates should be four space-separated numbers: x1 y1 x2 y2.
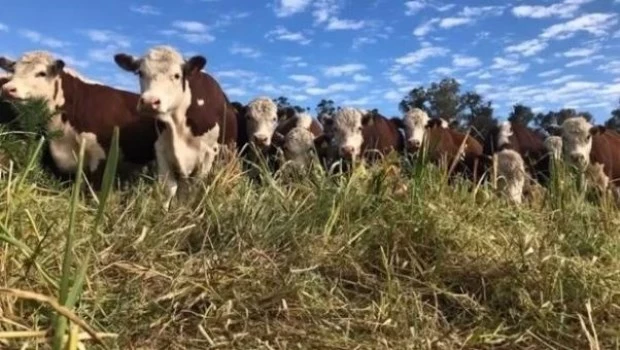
0 45 619 210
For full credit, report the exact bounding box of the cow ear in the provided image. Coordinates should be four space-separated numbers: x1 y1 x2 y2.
184 55 207 76
361 112 373 126
50 59 65 76
0 57 15 73
114 53 140 73
546 125 562 136
272 132 286 148
590 125 606 135
390 117 405 130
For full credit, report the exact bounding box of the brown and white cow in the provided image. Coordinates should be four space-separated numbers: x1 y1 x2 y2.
556 116 620 189
330 107 403 164
234 96 279 152
0 73 17 124
483 120 550 186
273 112 328 167
395 108 483 181
0 51 158 185
114 45 238 210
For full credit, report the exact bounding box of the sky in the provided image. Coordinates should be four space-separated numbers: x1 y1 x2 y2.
0 0 619 122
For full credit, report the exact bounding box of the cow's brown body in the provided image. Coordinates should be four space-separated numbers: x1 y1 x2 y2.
589 130 620 186
360 112 404 162
424 122 484 181
483 121 550 185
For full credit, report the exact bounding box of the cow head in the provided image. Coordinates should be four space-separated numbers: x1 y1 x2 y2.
402 108 430 152
0 52 65 106
559 116 605 170
282 126 316 166
242 97 278 148
332 107 372 160
114 45 206 118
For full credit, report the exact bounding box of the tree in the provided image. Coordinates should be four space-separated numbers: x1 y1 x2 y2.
508 104 535 126
604 98 620 131
316 99 337 117
398 86 428 114
273 96 291 110
533 108 592 130
426 78 462 123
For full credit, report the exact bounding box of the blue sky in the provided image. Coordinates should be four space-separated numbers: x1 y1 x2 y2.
1 0 619 122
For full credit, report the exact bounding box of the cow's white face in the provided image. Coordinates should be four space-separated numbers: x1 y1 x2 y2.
403 108 429 151
114 46 206 117
560 117 603 169
0 52 65 104
333 107 366 160
283 126 315 165
245 97 278 148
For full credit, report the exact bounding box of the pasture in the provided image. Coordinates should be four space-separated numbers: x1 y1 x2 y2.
0 102 619 349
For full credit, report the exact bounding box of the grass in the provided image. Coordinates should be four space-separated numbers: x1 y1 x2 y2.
0 105 620 349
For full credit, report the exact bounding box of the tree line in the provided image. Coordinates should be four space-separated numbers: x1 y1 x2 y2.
270 77 620 140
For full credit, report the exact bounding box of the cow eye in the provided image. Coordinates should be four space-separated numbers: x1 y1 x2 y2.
174 73 181 80
36 71 47 78
358 126 363 131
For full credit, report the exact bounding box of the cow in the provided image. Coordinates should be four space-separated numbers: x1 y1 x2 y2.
482 120 550 186
0 51 158 187
0 74 17 124
495 148 526 204
234 97 279 153
330 107 404 165
554 116 620 191
113 45 238 210
544 135 563 160
394 108 483 182
273 112 329 168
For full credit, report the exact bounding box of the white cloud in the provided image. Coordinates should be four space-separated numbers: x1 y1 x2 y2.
282 56 308 68
460 6 505 17
394 45 449 66
562 46 599 57
491 57 529 74
306 83 358 96
325 18 367 30
432 67 455 76
274 0 312 17
512 0 594 19
599 60 620 74
546 74 581 85
83 29 131 48
130 5 160 15
413 18 439 36
226 87 248 97
168 21 215 44
505 38 548 56
229 43 262 58
342 96 372 106
384 90 403 101
538 68 563 77
289 74 318 86
353 73 372 82
172 20 209 33
312 0 339 24
212 12 251 29
0 23 8 32
265 26 311 45
439 17 472 28
324 63 366 77
88 45 120 62
19 29 70 48
540 13 618 40
405 1 426 15
452 54 482 68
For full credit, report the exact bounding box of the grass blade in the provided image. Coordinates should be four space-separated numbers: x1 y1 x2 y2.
94 126 120 230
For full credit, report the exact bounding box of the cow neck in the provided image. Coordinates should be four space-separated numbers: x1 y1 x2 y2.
45 74 70 133
161 80 194 150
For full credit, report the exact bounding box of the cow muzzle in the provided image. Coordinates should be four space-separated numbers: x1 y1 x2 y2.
137 96 162 114
569 153 588 168
252 134 270 148
1 84 19 99
407 139 421 152
340 145 356 159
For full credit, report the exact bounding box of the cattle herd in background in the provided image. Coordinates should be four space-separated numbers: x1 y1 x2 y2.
0 46 619 210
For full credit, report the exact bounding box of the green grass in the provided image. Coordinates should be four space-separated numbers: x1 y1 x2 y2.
0 108 620 349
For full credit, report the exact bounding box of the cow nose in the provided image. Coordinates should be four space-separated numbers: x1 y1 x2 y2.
408 139 421 150
139 96 161 110
570 153 586 166
253 135 269 146
340 145 354 157
1 85 17 97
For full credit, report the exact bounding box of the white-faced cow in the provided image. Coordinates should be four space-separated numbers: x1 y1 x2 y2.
330 107 403 164
495 148 526 204
395 108 484 182
114 45 238 210
556 116 620 189
0 51 158 186
234 96 278 152
483 120 550 186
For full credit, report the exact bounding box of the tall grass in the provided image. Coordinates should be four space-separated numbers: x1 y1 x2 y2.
0 104 619 349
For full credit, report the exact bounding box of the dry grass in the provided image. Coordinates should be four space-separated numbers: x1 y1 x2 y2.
0 105 620 349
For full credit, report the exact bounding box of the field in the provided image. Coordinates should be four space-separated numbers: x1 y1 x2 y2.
1 106 620 349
